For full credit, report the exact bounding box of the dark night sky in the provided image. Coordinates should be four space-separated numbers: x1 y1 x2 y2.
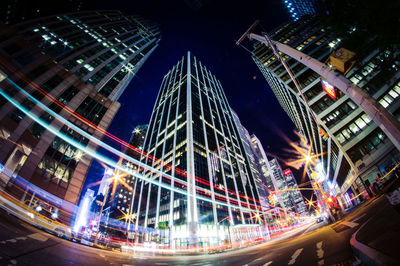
84 0 305 197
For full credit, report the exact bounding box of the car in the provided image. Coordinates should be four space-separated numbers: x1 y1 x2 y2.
54 227 70 239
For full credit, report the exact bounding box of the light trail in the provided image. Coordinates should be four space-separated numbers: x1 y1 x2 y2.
2 67 307 218
349 191 365 201
274 188 318 193
2 74 289 214
380 161 400 180
1 66 264 206
0 86 270 216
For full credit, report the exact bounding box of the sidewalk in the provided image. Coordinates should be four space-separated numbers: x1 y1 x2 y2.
350 196 400 265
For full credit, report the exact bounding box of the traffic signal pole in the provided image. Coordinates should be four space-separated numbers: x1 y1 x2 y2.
247 32 400 152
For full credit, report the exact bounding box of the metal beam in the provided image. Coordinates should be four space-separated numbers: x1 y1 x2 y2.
249 33 400 152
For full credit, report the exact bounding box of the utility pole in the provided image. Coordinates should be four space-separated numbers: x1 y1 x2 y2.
236 22 346 222
237 25 400 151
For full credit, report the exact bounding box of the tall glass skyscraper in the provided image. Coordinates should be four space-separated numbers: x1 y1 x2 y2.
282 168 307 215
252 16 400 206
108 124 148 218
231 112 271 212
281 0 318 21
0 10 160 213
127 52 269 248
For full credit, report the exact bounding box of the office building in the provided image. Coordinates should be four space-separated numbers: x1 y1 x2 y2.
0 10 160 213
281 0 318 21
231 111 271 211
1 0 88 25
282 168 307 215
127 52 269 248
252 16 400 204
268 158 292 212
108 124 148 218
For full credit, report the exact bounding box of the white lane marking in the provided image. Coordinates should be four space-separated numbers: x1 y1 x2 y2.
155 263 168 265
263 261 273 266
318 259 324 265
1 237 28 244
341 221 359 228
316 241 324 259
10 259 17 265
28 233 48 242
288 248 303 265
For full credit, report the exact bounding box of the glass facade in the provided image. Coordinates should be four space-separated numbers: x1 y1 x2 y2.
252 16 400 201
281 0 318 21
125 52 270 248
0 10 160 211
282 169 307 215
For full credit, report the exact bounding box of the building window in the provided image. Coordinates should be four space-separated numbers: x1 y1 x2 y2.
379 82 400 108
335 114 372 144
75 97 106 125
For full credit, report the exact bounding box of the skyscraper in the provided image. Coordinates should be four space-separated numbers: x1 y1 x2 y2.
0 10 160 213
250 135 277 194
1 0 87 25
108 124 148 218
231 111 271 212
127 52 269 248
282 168 307 215
267 158 306 216
281 0 318 21
268 158 291 211
252 16 400 204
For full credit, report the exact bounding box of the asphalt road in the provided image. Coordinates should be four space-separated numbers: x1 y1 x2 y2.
0 196 384 266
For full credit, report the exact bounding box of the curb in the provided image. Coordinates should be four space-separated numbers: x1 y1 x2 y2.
350 219 398 266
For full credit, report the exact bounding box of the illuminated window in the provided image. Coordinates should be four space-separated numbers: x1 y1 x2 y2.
355 117 366 129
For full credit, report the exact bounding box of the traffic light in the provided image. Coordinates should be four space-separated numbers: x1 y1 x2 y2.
319 127 329 141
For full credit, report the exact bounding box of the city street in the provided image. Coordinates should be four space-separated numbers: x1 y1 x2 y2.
0 196 385 266
0 1 399 265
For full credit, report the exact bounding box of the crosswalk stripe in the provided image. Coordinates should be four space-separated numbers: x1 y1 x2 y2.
263 262 273 266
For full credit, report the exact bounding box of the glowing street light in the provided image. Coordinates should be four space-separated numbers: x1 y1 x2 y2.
51 210 58 219
252 211 262 224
